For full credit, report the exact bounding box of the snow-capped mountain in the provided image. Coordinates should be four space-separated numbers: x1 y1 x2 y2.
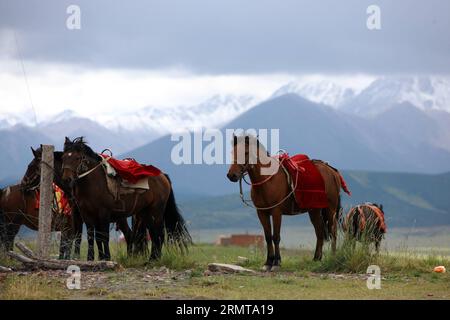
271 78 373 108
95 94 257 134
341 76 450 116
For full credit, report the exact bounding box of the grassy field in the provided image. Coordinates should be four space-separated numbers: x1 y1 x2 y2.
1 236 449 300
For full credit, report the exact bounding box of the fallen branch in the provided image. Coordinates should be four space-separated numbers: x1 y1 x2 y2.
15 242 38 260
0 265 12 273
8 242 118 271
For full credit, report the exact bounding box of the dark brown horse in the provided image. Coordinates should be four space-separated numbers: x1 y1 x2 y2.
343 203 386 252
20 146 133 259
61 137 191 261
227 135 349 271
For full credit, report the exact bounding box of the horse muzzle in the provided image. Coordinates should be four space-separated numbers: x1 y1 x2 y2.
227 172 240 182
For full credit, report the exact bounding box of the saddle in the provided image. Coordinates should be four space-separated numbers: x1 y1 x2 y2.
101 158 150 212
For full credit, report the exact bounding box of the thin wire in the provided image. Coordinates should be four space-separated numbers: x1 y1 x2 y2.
13 30 38 126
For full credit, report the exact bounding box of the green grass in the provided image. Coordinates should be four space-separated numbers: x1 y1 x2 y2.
1 236 449 300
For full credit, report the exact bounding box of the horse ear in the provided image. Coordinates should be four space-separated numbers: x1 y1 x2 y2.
64 136 71 145
30 146 37 157
380 204 383 211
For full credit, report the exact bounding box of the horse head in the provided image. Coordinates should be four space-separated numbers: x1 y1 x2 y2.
21 146 42 189
226 134 272 182
62 136 100 182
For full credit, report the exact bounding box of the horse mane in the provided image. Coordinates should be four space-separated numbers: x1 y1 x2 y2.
54 151 64 161
64 136 101 161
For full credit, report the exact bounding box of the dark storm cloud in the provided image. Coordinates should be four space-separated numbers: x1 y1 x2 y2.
1 0 449 74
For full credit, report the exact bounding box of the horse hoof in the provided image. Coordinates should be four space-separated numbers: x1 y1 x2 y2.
262 265 272 272
271 265 281 272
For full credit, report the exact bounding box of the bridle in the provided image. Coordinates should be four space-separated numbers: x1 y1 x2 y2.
62 153 102 181
237 152 299 211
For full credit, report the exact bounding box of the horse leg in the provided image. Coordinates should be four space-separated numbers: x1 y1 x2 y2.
309 209 325 261
100 223 111 261
148 211 164 261
72 209 83 259
116 217 132 256
59 227 70 260
132 215 148 256
271 209 283 271
94 226 106 261
5 223 20 252
86 224 95 261
257 210 274 271
324 208 337 254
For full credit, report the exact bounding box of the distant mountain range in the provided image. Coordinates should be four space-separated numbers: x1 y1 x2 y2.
1 75 450 183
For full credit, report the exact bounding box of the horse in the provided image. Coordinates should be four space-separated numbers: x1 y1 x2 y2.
0 183 74 258
20 146 134 259
16 146 81 259
227 134 349 271
343 203 386 252
0 147 76 259
61 137 191 261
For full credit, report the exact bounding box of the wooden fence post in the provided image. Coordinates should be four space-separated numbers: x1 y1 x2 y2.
37 145 54 258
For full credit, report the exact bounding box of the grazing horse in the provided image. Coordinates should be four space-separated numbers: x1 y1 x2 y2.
61 137 191 261
227 135 349 271
20 147 133 259
343 203 386 252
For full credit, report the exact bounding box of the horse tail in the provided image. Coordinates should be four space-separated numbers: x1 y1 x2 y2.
336 195 342 228
163 174 192 251
338 172 351 196
320 208 330 241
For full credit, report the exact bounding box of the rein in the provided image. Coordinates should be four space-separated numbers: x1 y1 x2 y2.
77 161 103 179
238 156 299 211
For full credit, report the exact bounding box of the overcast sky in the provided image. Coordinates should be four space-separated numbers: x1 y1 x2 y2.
0 0 449 119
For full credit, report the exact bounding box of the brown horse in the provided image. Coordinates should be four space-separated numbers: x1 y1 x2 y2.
0 147 77 259
20 146 133 259
0 184 74 258
343 203 386 252
18 147 81 259
61 137 191 261
227 135 349 271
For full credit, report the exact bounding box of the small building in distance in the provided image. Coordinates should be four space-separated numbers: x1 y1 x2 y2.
216 233 264 248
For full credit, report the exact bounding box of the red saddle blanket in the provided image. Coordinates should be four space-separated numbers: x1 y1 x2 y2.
100 154 161 184
278 153 329 209
35 183 72 216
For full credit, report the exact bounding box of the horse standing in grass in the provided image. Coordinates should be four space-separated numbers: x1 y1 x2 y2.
61 137 191 261
0 148 75 259
0 182 74 258
227 135 350 271
343 203 386 252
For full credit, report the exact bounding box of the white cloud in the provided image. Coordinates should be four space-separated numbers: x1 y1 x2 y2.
0 58 378 128
0 58 295 122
